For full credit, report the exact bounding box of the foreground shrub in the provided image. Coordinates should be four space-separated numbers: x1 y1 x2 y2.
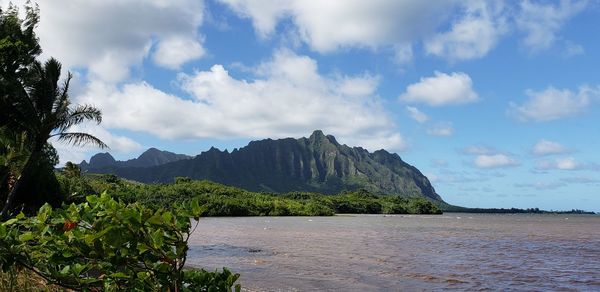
0 193 240 291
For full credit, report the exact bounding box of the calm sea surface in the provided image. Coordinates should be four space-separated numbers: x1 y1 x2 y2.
187 214 600 291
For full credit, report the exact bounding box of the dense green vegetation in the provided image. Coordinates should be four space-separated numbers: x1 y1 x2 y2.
0 193 240 291
58 173 442 216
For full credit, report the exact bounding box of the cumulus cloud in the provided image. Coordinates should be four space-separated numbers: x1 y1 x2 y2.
509 86 598 122
536 157 581 170
532 139 569 156
219 0 519 62
0 0 206 82
424 1 507 61
462 144 520 170
427 122 454 137
405 106 428 123
400 71 478 106
516 0 587 51
221 1 588 62
474 154 520 169
219 0 453 52
78 50 405 151
153 35 206 70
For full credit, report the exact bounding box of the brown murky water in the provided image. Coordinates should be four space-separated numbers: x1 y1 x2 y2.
187 214 600 291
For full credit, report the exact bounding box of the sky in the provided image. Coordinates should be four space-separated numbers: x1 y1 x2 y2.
2 0 599 211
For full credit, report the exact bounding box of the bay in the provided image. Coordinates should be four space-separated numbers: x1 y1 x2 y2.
187 214 600 291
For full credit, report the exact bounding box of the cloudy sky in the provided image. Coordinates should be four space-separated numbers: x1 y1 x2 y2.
3 0 599 211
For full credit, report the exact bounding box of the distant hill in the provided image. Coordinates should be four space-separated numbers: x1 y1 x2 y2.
80 148 191 170
81 130 444 202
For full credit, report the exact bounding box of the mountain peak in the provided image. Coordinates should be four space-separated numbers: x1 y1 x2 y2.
88 152 116 168
309 130 325 140
308 130 340 147
138 147 162 158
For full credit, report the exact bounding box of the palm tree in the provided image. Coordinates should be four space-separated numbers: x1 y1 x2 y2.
0 58 107 217
62 161 81 178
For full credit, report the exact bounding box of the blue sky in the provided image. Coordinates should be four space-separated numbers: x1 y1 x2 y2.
3 0 599 211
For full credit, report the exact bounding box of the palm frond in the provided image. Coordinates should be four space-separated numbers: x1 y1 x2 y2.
57 105 103 133
56 132 108 149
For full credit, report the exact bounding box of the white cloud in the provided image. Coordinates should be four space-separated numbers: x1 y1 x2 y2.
217 0 291 38
536 157 581 170
78 50 406 151
424 2 507 61
224 0 453 52
517 0 587 51
50 124 142 165
427 122 454 137
153 35 206 70
1 0 206 82
474 154 519 169
532 139 569 156
219 1 534 62
510 86 598 122
405 106 428 123
400 71 478 106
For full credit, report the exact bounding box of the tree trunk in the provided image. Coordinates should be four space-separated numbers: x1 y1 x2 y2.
0 151 37 219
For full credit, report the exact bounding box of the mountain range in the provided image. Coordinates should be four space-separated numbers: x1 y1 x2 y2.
80 130 444 202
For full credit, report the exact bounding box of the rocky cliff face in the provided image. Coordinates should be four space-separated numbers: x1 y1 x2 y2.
82 130 443 202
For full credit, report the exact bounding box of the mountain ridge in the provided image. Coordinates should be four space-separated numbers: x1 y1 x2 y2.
80 148 191 170
81 130 443 202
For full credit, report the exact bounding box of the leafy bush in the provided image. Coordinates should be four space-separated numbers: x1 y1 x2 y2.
0 193 240 291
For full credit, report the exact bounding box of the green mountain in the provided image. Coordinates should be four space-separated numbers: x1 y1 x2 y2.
82 130 443 202
80 148 191 169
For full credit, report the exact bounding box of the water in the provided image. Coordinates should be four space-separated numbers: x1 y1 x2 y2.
187 214 600 291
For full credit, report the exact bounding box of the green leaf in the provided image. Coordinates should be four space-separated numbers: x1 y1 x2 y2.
146 213 163 225
37 203 52 223
18 232 34 242
162 211 172 223
110 272 129 279
151 229 164 248
191 197 202 217
3 218 18 225
137 244 149 254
